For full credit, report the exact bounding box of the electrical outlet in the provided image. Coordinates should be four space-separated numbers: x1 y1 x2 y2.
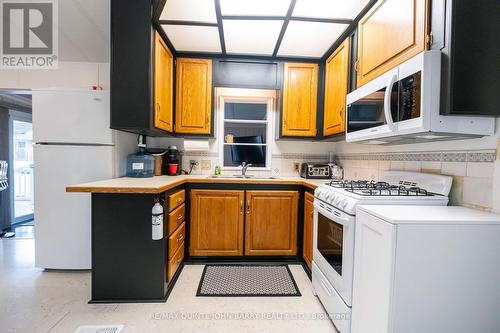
293 162 300 172
190 160 200 171
201 159 211 170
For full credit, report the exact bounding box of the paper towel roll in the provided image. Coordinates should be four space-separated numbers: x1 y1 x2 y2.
183 139 210 152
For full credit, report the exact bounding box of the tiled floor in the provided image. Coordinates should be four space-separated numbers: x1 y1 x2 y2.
0 239 338 333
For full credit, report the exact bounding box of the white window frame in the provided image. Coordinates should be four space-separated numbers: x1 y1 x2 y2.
216 88 276 171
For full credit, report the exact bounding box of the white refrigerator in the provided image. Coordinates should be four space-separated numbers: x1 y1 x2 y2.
33 89 114 270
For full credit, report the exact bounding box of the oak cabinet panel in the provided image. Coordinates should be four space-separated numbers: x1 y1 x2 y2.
303 192 314 269
245 190 299 256
167 240 184 282
282 63 318 137
153 31 173 132
324 39 350 136
357 0 429 86
175 58 212 134
190 190 244 256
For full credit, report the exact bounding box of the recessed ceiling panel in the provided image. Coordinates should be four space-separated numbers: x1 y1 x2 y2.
278 21 348 57
162 25 221 53
160 0 217 23
220 0 291 16
293 0 371 20
223 20 283 55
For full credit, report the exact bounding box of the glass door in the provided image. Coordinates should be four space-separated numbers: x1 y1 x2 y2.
317 212 344 276
12 120 34 223
346 83 398 133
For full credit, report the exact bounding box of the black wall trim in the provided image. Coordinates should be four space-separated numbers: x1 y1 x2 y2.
291 16 352 25
222 15 285 21
272 0 297 57
214 0 226 55
159 20 219 27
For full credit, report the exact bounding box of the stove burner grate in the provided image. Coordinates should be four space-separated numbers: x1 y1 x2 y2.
328 180 434 197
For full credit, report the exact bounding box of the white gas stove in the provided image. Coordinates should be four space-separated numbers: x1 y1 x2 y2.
314 170 452 215
312 171 453 333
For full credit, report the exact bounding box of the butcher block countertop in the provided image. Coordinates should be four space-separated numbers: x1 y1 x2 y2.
66 175 327 194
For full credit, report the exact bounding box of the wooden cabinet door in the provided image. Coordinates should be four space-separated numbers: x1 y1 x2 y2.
324 39 349 136
303 192 314 269
175 58 212 134
357 0 429 87
245 190 298 256
190 190 244 256
282 63 318 137
153 32 173 132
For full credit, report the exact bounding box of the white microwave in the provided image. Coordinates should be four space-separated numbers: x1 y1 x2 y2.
345 51 495 145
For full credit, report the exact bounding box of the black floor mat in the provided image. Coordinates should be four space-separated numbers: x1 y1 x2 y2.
196 264 301 297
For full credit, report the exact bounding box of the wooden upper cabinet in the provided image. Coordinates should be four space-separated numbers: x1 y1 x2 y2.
282 63 318 137
324 39 350 136
190 190 244 256
245 190 298 256
175 58 212 135
303 192 314 270
153 32 174 132
357 0 429 87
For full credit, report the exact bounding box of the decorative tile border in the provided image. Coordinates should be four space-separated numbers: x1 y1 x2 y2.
180 150 497 163
181 151 218 157
335 150 496 163
272 153 330 160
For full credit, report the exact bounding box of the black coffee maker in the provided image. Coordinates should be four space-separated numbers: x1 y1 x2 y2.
165 146 181 176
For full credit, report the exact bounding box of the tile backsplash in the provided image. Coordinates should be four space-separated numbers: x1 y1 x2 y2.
181 151 330 177
335 149 497 211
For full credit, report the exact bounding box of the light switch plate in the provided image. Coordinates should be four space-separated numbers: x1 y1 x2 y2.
201 159 211 170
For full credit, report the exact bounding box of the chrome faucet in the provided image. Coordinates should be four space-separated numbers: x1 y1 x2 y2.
241 162 252 178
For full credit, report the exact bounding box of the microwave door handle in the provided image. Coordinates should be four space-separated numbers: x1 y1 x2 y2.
384 73 398 131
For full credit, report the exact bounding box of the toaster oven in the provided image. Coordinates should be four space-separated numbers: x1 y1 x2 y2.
300 163 331 179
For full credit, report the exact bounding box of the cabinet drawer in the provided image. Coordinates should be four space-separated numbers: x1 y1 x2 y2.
168 189 185 212
168 222 185 260
167 241 185 282
168 203 185 236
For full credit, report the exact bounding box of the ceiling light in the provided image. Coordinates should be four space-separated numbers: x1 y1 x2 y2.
161 25 221 53
223 20 283 55
278 21 348 58
293 0 371 20
220 0 291 16
160 0 217 23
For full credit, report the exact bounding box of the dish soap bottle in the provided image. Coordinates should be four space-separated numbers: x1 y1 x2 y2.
126 135 154 178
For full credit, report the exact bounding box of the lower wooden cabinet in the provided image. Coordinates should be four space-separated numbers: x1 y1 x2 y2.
245 190 299 256
167 240 185 282
303 192 314 269
190 190 244 256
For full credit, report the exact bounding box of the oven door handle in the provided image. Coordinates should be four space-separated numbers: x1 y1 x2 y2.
384 73 398 132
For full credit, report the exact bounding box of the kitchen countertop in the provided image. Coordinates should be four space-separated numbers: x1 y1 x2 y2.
66 175 328 194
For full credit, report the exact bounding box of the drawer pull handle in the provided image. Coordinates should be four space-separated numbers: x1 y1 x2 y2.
178 235 184 242
246 200 250 214
177 198 182 203
177 256 182 263
177 214 183 220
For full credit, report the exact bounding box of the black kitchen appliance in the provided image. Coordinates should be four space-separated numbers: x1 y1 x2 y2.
300 163 331 179
165 146 181 176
